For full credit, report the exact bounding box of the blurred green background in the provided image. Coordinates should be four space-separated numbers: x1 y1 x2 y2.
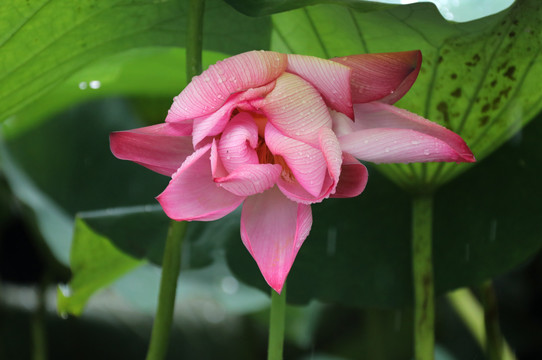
1 0 541 359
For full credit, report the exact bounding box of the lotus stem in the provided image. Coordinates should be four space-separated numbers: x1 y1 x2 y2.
186 0 206 80
32 275 48 360
412 195 435 360
268 285 287 360
145 220 187 360
447 286 516 360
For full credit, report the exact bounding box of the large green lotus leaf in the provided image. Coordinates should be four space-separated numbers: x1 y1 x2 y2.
271 0 540 191
0 99 167 264
1 47 226 140
0 0 271 123
226 114 542 307
223 0 393 16
57 218 143 316
78 205 241 268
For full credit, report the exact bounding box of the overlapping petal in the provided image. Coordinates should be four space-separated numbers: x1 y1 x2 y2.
240 186 312 293
258 73 332 147
109 123 193 176
156 143 244 221
331 50 421 104
331 153 368 198
167 51 287 122
217 112 259 173
215 164 282 196
265 123 327 198
190 82 277 146
338 102 475 163
286 54 353 118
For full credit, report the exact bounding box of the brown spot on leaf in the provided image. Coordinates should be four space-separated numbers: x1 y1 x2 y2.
490 80 497 87
479 116 490 126
504 66 516 80
451 73 457 80
451 88 462 98
509 31 516 38
482 104 490 113
465 54 481 67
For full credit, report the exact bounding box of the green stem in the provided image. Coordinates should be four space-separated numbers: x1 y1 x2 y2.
32 276 48 360
412 195 435 360
447 287 516 360
267 285 287 360
145 220 187 360
186 0 206 80
480 281 512 360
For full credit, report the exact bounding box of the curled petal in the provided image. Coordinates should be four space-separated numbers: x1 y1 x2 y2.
167 51 287 122
215 164 282 196
338 102 475 163
286 54 353 118
110 123 193 176
331 153 368 198
265 123 327 198
190 82 276 147
331 50 421 104
259 73 332 146
156 143 244 221
217 112 259 173
241 187 312 293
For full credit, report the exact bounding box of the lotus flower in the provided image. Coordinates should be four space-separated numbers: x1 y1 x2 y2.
110 50 474 293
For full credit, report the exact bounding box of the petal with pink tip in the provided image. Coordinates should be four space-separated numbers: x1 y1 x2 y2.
241 187 312 293
215 164 282 196
265 123 327 198
156 143 244 221
259 73 332 146
331 51 421 104
286 54 353 118
110 123 193 176
166 51 287 122
331 153 368 198
338 102 475 163
217 112 259 173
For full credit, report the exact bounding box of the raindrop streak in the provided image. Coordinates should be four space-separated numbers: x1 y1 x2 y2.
327 227 337 256
489 219 498 242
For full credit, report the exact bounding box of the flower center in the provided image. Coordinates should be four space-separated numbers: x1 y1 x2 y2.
251 113 295 183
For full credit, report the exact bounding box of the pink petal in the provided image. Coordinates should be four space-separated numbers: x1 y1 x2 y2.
265 123 327 198
215 164 282 196
331 50 421 104
156 143 244 221
166 51 287 122
331 153 368 198
338 102 475 163
286 54 353 118
318 126 342 195
258 73 332 147
190 82 277 147
110 123 193 176
217 112 259 173
241 187 312 293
